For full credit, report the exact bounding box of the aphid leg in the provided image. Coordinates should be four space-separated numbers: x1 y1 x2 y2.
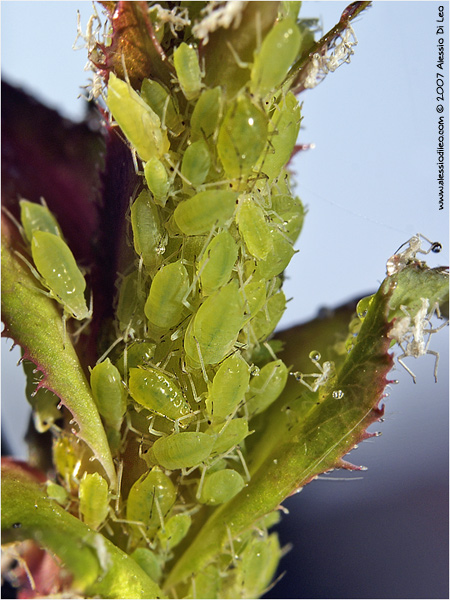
193 335 210 384
396 348 418 384
235 446 251 482
196 465 208 500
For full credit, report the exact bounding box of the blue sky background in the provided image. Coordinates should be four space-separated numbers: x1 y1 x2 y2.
2 3 449 597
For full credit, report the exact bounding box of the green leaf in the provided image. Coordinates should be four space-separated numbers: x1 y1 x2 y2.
165 264 448 591
1 462 164 599
1 218 116 488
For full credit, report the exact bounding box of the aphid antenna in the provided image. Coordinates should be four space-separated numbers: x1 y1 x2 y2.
95 335 124 365
262 341 279 362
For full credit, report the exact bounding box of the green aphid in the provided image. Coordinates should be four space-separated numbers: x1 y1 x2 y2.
157 513 192 551
131 189 165 271
78 472 109 530
148 431 215 470
31 231 91 322
181 139 211 187
107 73 169 162
90 358 127 432
250 290 286 342
245 359 288 416
173 190 237 236
115 341 156 376
184 281 245 367
173 42 202 101
141 78 184 136
197 230 238 296
236 196 273 261
191 87 223 141
207 417 249 455
259 91 301 181
217 95 268 179
128 367 192 424
144 260 190 333
126 467 176 535
205 354 250 422
250 18 302 97
198 469 245 505
116 269 147 338
144 158 171 207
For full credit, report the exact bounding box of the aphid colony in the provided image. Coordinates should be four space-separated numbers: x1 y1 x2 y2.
17 8 327 593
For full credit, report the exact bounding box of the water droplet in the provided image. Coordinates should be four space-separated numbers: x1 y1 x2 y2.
309 350 321 362
332 390 344 399
356 295 373 319
431 242 442 253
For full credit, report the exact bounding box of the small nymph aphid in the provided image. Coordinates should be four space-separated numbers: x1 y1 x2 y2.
173 190 237 236
197 468 245 505
389 297 447 382
386 233 442 276
126 467 176 537
184 281 245 367
250 17 301 98
245 360 288 417
131 189 166 271
78 472 109 530
144 260 190 333
197 230 238 296
173 42 203 101
217 95 268 179
148 431 215 470
205 353 250 422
